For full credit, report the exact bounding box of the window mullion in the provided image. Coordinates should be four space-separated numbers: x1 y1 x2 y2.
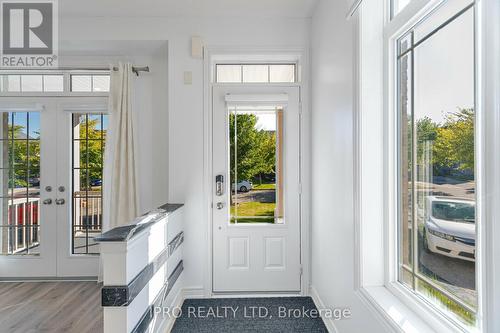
409 33 417 292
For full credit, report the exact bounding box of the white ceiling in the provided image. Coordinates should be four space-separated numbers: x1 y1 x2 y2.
59 0 319 18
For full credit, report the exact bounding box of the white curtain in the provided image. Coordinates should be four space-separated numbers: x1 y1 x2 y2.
102 63 139 232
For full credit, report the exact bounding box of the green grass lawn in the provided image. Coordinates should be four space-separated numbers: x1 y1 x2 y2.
252 183 276 190
230 201 276 223
418 279 475 325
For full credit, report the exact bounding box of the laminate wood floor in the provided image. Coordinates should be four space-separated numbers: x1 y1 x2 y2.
0 281 102 333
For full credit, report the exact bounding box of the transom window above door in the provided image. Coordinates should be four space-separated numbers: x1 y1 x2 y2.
0 72 110 94
215 64 296 83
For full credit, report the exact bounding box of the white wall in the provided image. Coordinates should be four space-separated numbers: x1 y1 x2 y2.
59 50 168 217
59 17 310 290
310 0 386 332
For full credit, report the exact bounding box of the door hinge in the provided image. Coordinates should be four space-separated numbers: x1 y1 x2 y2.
298 183 302 194
299 265 303 276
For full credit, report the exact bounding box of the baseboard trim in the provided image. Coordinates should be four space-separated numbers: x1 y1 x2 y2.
0 276 98 282
183 287 206 298
309 286 339 333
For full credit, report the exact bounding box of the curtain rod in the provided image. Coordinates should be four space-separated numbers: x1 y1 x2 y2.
0 66 150 76
346 0 362 19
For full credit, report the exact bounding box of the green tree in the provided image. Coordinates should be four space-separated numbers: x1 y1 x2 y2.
433 108 474 170
229 113 276 184
415 116 439 165
7 125 40 188
2 117 105 189
252 131 276 184
78 117 106 188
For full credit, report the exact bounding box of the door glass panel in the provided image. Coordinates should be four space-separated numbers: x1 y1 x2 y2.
229 106 284 224
72 113 107 254
0 112 41 255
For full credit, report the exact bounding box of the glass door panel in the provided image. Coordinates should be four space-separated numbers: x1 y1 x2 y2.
229 107 284 224
0 100 57 278
71 113 107 255
56 100 107 277
0 112 41 255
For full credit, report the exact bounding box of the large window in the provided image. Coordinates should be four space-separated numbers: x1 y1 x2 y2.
397 0 476 327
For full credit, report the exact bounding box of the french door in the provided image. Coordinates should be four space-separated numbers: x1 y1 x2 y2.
0 97 106 278
212 86 302 292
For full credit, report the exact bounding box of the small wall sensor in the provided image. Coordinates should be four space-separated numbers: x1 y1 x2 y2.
191 36 203 59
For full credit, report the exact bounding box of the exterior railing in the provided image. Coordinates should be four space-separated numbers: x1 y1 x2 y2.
6 197 40 254
73 191 102 233
1 190 103 255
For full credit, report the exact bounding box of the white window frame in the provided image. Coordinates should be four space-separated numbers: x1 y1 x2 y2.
354 0 500 332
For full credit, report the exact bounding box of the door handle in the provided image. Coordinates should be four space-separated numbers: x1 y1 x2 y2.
55 198 65 205
42 198 52 205
216 175 224 196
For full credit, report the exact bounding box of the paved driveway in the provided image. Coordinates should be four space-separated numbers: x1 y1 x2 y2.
232 189 275 203
418 229 477 306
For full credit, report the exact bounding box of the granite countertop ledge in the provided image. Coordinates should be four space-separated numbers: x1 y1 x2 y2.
94 203 184 242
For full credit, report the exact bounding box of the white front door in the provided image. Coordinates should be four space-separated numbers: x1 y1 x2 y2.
0 98 106 278
212 86 301 292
